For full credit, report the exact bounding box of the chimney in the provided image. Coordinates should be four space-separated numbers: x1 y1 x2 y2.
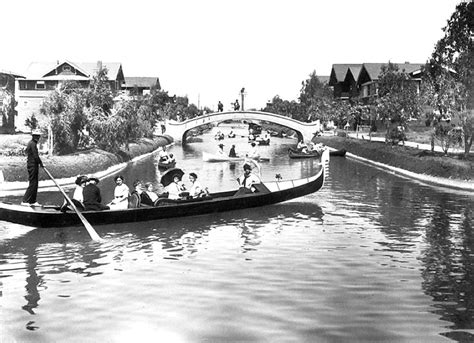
97 60 103 71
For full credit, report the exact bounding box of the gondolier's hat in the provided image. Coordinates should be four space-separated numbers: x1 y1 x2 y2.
75 175 88 185
31 130 42 136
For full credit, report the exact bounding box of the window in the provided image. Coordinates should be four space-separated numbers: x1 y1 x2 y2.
36 81 45 89
62 65 71 72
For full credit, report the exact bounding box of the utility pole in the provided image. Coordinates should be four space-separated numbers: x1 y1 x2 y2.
240 87 246 111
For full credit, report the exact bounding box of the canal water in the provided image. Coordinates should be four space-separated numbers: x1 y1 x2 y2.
1 125 473 342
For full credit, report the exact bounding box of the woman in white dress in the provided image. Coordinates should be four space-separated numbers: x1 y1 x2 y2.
108 175 130 210
188 172 208 198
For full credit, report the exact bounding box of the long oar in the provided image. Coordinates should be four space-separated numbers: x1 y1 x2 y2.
42 167 102 241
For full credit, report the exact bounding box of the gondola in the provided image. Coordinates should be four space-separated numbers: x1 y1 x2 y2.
202 152 270 163
288 147 346 159
0 151 328 228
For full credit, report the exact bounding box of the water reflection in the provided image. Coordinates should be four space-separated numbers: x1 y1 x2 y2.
1 130 474 341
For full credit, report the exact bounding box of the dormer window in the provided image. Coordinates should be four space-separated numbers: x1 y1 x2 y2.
63 65 71 72
35 81 45 89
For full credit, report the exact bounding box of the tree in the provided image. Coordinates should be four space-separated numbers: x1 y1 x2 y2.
374 62 422 126
40 82 88 154
299 71 333 122
83 66 114 114
424 1 473 158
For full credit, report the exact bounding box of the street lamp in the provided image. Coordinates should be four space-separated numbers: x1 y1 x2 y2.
240 87 246 111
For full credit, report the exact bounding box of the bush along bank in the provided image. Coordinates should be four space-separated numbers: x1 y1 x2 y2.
0 136 172 183
314 136 473 183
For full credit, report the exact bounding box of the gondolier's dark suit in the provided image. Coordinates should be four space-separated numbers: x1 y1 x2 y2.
22 137 43 204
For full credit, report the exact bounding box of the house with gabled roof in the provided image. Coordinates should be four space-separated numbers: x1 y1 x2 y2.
329 64 362 100
357 62 423 103
122 76 161 96
15 60 124 132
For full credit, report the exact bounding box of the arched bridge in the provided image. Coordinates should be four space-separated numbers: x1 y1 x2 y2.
164 110 322 144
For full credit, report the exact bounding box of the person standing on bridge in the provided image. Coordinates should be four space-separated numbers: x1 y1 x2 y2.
233 99 240 111
217 101 223 112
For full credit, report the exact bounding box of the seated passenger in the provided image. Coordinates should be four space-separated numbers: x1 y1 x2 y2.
108 175 130 210
247 142 259 159
158 146 170 162
217 143 225 155
297 140 308 152
229 144 237 157
61 175 88 212
188 172 209 198
83 177 110 211
141 182 159 206
167 153 176 164
166 174 187 200
237 163 261 193
128 179 144 208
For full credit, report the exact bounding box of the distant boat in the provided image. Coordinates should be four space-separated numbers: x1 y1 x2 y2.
202 152 270 163
288 147 346 159
157 160 176 169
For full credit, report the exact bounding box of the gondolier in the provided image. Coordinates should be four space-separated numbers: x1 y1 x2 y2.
21 130 43 207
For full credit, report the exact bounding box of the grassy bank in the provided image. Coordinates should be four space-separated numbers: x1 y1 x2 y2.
0 136 171 182
314 136 473 181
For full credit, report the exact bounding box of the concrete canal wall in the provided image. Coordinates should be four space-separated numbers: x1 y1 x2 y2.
0 135 173 196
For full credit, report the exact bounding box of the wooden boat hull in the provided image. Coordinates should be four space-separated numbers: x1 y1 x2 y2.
288 148 346 158
0 152 328 228
158 160 176 169
288 148 320 159
329 148 346 157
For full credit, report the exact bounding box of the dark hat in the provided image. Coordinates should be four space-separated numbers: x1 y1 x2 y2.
75 175 88 185
87 177 100 184
31 130 42 136
218 143 224 147
243 163 252 171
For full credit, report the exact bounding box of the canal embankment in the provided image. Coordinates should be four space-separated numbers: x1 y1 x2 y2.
314 135 474 191
0 135 173 195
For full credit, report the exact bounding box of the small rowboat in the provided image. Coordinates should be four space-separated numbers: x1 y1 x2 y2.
288 147 346 159
202 152 270 163
288 147 320 159
0 150 329 228
157 160 176 169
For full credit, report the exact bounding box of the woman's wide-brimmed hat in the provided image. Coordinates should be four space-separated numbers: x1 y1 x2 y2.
75 175 88 185
87 177 100 184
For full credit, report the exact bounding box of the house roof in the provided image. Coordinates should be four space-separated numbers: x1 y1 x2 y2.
123 76 160 89
361 62 424 81
330 64 363 83
0 70 25 78
24 61 123 80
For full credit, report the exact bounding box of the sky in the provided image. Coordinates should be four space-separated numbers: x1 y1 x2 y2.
0 0 460 111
